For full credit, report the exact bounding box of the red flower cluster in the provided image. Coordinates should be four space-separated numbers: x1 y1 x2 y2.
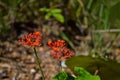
19 31 42 47
48 40 74 60
48 40 66 52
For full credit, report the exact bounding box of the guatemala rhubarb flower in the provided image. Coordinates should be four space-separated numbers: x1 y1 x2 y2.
19 31 42 47
48 40 74 60
48 39 66 52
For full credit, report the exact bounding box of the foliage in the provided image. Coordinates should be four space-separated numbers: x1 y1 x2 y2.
66 56 120 80
52 71 74 80
1 0 120 79
52 67 100 80
39 7 64 23
74 67 100 80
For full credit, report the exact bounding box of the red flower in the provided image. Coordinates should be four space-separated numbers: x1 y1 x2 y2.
19 31 42 47
61 48 74 60
48 40 74 60
48 40 66 52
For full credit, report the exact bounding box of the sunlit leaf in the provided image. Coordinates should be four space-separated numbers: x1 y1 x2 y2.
45 13 52 20
39 7 49 12
75 67 100 80
52 13 64 23
51 9 62 13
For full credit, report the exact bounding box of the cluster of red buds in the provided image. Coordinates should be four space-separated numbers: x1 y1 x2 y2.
48 40 74 60
19 31 42 47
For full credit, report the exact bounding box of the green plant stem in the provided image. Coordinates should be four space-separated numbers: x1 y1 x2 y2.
33 47 45 80
59 61 62 72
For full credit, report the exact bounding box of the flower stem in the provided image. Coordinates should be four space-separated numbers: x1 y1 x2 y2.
33 47 45 80
59 61 62 72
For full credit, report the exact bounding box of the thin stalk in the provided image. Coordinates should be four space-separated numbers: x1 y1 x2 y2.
87 0 93 10
33 47 45 80
59 61 62 72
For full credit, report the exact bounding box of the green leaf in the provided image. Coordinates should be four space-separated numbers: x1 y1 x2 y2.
52 71 74 80
52 13 64 23
66 56 120 80
45 13 52 20
39 7 49 12
52 67 100 80
74 67 100 80
51 9 62 13
60 32 74 49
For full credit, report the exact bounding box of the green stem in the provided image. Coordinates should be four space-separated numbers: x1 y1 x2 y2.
33 47 45 80
59 61 62 72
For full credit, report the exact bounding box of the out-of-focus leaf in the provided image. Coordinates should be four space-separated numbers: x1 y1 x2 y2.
51 9 62 13
109 1 120 28
66 56 120 80
39 7 49 12
60 32 74 48
52 13 64 23
45 13 52 20
108 0 120 8
40 8 64 23
76 5 82 18
87 0 93 10
109 1 120 20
